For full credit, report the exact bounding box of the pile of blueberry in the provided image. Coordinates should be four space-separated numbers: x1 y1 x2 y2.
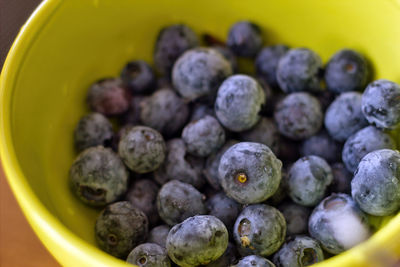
69 21 400 267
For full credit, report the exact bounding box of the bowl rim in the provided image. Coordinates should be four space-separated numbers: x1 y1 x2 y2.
0 0 131 266
0 0 399 266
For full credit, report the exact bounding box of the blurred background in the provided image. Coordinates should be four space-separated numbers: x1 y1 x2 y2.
1 0 59 266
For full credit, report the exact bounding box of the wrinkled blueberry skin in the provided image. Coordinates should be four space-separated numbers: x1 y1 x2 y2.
325 49 369 94
157 180 207 226
278 202 311 236
342 126 395 173
154 139 205 188
172 48 233 101
325 92 368 142
287 156 333 207
126 243 171 267
204 140 239 190
215 75 266 132
166 215 229 267
255 45 289 88
126 179 159 226
154 24 199 76
233 204 286 256
273 236 324 267
205 242 238 267
274 93 323 140
121 60 156 94
361 79 400 129
140 88 189 137
329 162 352 194
118 126 166 174
87 78 131 116
227 21 263 58
120 95 147 126
308 193 371 254
276 48 323 93
206 192 241 230
300 131 342 163
74 112 113 152
219 142 282 204
239 117 280 154
147 225 170 248
190 103 215 122
70 146 129 206
352 149 400 216
182 115 226 157
95 201 148 259
213 45 239 73
236 255 275 267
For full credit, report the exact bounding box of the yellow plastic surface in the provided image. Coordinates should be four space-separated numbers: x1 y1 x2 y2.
1 0 400 266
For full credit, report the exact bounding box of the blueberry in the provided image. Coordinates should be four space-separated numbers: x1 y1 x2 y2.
95 201 148 258
126 179 159 226
351 149 400 216
204 140 239 190
278 202 311 236
342 126 395 173
287 156 333 207
272 236 324 267
233 204 286 256
147 225 170 248
205 242 238 267
324 92 368 142
87 78 131 116
190 103 215 121
74 112 113 152
206 192 241 230
213 45 239 73
154 24 199 76
166 215 229 266
118 126 166 173
227 21 263 58
215 75 266 132
299 130 342 163
172 48 233 101
126 243 171 267
69 146 129 206
140 88 189 136
111 124 133 152
157 180 207 225
239 117 280 155
329 163 352 194
361 79 400 129
276 48 323 93
255 45 289 88
219 142 282 204
120 95 148 126
325 49 369 94
121 60 156 94
308 193 371 254
274 93 323 140
154 138 205 188
235 255 275 267
182 115 226 157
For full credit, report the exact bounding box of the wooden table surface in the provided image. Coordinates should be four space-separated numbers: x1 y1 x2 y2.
1 0 60 266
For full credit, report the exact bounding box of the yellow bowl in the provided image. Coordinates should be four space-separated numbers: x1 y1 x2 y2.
1 0 400 266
